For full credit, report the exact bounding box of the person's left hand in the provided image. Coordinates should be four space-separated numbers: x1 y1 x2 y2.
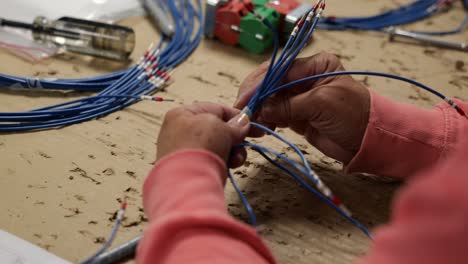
157 102 250 168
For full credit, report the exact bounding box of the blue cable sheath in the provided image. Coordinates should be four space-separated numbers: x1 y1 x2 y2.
0 0 203 132
228 170 258 227
260 71 447 105
234 2 454 242
249 17 320 113
317 0 440 31
239 140 373 239
250 123 316 184
80 215 123 264
409 14 468 36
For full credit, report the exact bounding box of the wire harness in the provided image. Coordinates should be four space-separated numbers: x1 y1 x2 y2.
0 0 203 132
318 0 455 31
229 0 467 241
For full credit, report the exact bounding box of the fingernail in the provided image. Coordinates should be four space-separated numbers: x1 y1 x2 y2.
229 113 250 127
237 113 250 127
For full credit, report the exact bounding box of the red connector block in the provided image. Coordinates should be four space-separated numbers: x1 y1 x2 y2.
265 0 300 32
214 0 253 45
266 0 300 16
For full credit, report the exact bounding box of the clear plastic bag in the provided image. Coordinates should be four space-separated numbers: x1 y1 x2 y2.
0 29 58 62
0 0 144 62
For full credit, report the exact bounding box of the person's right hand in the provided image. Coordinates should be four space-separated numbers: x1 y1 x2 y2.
234 52 371 164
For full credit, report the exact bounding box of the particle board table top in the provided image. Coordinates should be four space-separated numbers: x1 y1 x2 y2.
0 1 467 263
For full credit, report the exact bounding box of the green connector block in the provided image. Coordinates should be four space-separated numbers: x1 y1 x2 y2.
252 0 269 7
239 6 279 54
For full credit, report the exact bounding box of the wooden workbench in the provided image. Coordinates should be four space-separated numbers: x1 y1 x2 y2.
0 1 466 263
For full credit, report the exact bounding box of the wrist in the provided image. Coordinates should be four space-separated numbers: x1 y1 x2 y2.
155 149 228 173
346 90 448 179
144 149 229 219
158 144 230 163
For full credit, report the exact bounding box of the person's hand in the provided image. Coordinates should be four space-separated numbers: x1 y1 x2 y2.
157 102 250 167
234 52 370 164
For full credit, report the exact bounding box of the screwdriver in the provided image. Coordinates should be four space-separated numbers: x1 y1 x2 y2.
142 0 175 37
387 27 467 52
0 16 136 61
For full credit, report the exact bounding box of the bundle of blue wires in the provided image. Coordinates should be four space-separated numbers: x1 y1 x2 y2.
409 13 468 35
229 123 372 238
0 0 203 132
318 0 447 31
318 0 468 36
229 0 467 240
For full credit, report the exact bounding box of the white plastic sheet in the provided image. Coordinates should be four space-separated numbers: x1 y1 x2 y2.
0 230 71 264
0 0 144 61
0 0 143 24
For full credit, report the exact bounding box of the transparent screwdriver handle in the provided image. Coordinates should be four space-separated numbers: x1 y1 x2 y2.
32 16 136 61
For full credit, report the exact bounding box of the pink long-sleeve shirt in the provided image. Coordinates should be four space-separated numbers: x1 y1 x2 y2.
137 91 468 264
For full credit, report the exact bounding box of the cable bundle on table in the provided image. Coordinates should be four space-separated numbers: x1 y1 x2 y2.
0 0 203 132
318 0 451 31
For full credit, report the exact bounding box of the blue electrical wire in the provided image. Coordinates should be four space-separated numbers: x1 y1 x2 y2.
409 13 468 35
226 1 376 239
228 169 257 227
260 71 449 104
317 0 443 31
229 0 463 242
248 8 322 113
239 137 373 239
250 123 315 184
80 205 125 264
228 121 373 238
0 0 203 132
318 0 467 37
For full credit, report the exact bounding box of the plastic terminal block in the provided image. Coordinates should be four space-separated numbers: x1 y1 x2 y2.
214 0 253 45
252 0 270 6
266 0 300 40
239 6 280 54
265 0 300 17
283 3 313 41
205 0 229 38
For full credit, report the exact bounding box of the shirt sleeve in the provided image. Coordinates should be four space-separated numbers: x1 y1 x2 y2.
346 90 466 180
355 143 468 264
355 97 468 264
137 149 276 264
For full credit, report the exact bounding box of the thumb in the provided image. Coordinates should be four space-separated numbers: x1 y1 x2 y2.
227 113 251 144
260 89 325 126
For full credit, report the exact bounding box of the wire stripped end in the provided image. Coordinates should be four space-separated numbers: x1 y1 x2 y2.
138 45 161 70
140 95 175 102
331 196 352 216
120 201 127 210
455 106 468 119
445 98 467 118
306 10 315 22
316 4 325 18
117 200 127 220
241 106 253 119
